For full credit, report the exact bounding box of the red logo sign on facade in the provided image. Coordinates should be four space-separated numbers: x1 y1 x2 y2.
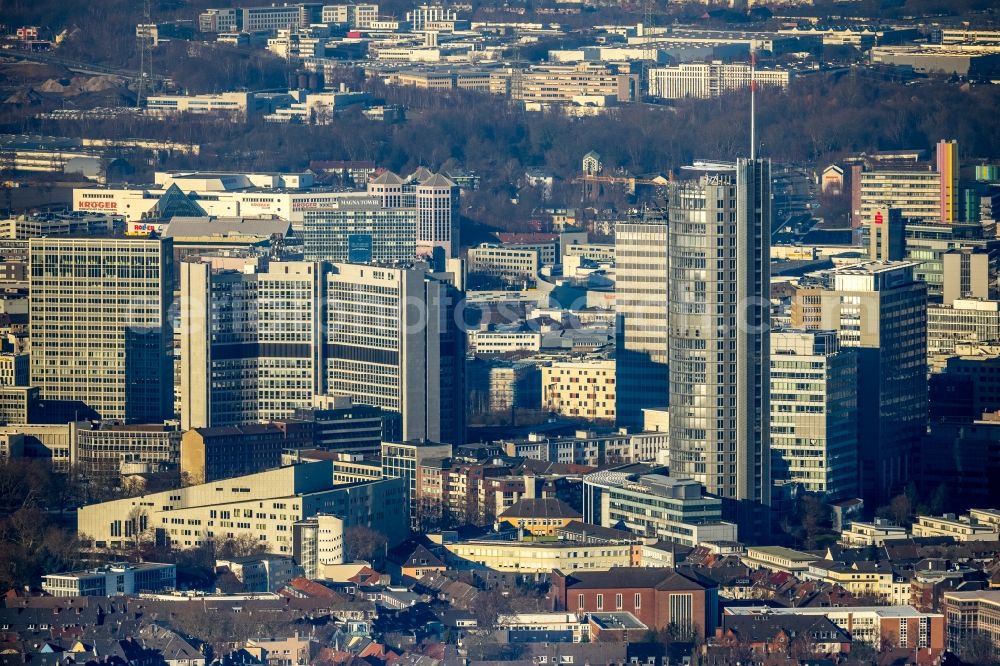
874 211 884 225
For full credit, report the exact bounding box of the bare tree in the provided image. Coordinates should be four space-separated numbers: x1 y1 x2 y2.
344 525 387 563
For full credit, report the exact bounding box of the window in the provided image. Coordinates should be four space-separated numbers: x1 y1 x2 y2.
635 593 642 609
596 594 604 610
616 593 623 610
577 593 584 610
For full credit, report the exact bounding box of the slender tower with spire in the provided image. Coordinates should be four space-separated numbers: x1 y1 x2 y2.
667 52 772 542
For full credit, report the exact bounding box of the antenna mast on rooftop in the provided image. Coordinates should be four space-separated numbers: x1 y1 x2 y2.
136 0 153 108
750 49 757 160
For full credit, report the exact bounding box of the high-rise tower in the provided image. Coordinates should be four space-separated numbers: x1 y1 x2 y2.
667 158 771 540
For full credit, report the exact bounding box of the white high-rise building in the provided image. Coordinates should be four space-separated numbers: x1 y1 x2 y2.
770 330 858 501
648 62 790 100
29 237 174 422
667 159 771 539
615 211 669 429
180 259 323 430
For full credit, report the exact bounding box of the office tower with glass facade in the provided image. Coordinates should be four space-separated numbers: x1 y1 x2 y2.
29 237 174 422
770 330 858 503
791 261 927 505
615 210 669 429
667 159 771 539
302 202 417 264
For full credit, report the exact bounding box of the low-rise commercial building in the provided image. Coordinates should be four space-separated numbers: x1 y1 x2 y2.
583 467 736 547
42 563 176 597
444 538 636 574
942 590 1000 655
467 245 541 281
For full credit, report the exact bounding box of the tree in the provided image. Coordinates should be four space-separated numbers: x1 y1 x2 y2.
216 533 266 560
956 631 996 665
344 525 387 563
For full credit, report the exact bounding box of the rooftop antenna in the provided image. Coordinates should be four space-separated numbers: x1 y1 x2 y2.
750 49 757 160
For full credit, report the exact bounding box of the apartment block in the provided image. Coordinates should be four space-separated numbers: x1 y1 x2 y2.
911 514 1000 542
724 606 945 654
542 359 616 422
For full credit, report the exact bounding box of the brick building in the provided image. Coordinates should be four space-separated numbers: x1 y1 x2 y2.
550 567 718 637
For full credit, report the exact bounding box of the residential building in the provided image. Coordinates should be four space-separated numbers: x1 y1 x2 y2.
724 606 945 654
180 423 311 484
542 359 616 422
42 563 176 597
839 520 909 547
648 62 790 99
76 461 408 555
615 212 669 429
911 514 1000 542
667 159 771 538
943 590 1000 655
583 467 737 547
550 567 719 637
29 237 173 422
791 261 927 505
769 330 858 500
215 555 300 593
